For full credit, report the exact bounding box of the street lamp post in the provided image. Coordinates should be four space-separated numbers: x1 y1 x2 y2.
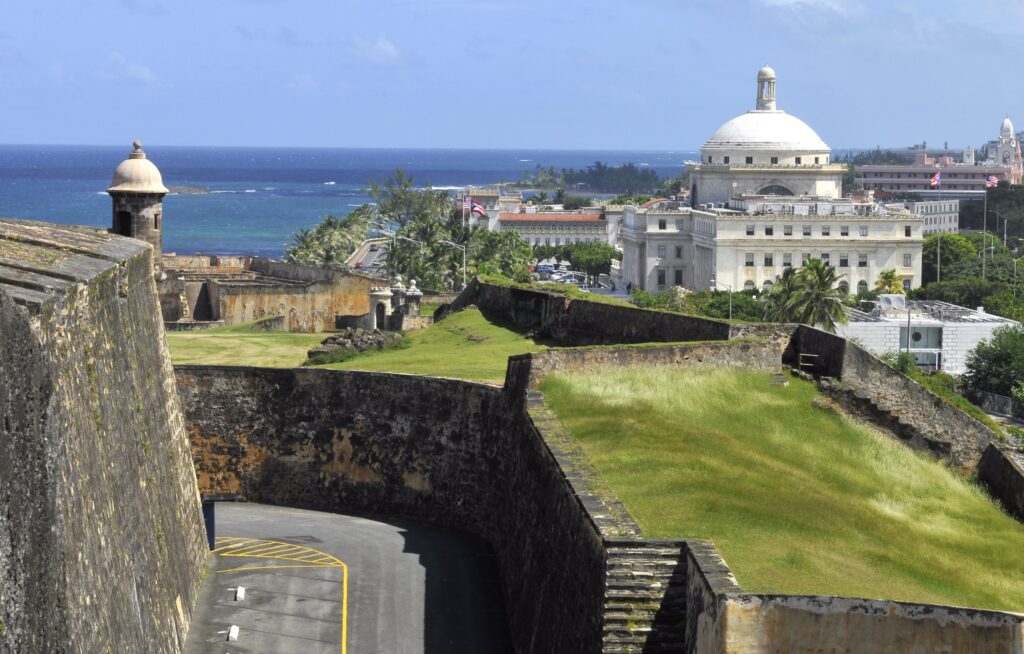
440 239 467 290
1014 255 1024 297
710 277 732 321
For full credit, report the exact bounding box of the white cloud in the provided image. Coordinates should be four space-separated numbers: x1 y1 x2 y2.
758 0 850 14
347 35 402 63
100 52 159 86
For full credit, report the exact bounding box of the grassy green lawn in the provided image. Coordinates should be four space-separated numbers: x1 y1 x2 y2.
166 323 324 367
317 307 546 384
540 366 1024 612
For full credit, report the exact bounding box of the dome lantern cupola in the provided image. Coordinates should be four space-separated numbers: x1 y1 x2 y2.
756 65 777 111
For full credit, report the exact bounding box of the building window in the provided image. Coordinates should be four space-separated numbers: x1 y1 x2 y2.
840 225 849 236
555 238 560 245
802 225 811 237
154 212 161 230
764 254 774 266
859 225 869 236
858 254 867 267
839 254 849 267
707 156 713 163
745 253 755 267
724 156 730 164
821 253 830 265
657 269 666 287
783 253 792 267
675 246 683 258
802 253 810 265
858 279 868 293
657 245 667 259
814 156 820 164
658 218 667 230
770 156 779 164
674 269 683 285
795 156 802 164
784 225 793 236
746 224 755 236
904 225 912 237
745 156 753 164
903 253 912 267
821 225 830 236
765 226 774 236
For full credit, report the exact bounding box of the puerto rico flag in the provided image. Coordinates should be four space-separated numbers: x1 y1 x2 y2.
930 171 941 188
985 175 1000 188
469 199 487 216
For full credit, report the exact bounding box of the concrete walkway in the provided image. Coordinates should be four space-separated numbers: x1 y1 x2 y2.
184 503 512 654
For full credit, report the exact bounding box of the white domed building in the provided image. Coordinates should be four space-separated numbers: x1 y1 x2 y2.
107 140 169 267
689 67 845 207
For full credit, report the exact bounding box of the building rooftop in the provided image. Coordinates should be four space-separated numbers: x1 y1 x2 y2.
499 212 606 223
847 297 1018 324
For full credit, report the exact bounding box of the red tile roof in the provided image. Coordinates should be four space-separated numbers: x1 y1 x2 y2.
499 212 605 223
640 198 670 209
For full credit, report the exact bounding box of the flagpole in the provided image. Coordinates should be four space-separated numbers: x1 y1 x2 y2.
983 188 988 280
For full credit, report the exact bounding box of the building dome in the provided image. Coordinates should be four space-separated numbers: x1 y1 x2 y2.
757 65 776 80
704 111 829 152
107 140 169 194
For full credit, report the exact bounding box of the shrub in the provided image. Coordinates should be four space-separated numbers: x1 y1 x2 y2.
881 351 916 375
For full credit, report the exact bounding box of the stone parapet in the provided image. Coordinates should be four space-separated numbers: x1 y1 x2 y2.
0 219 207 653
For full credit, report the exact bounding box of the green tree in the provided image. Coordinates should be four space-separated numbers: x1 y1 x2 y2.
875 269 904 294
764 261 848 332
562 195 592 210
910 279 1007 309
369 169 452 229
964 325 1024 395
566 241 619 281
922 233 975 284
285 207 372 268
471 229 533 282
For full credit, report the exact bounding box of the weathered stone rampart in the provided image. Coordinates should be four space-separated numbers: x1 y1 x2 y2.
978 443 1024 521
790 325 993 469
444 279 733 345
177 337 1024 652
0 219 207 653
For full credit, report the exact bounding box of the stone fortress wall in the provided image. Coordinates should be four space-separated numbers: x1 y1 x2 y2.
178 343 1024 652
0 219 208 653
178 279 1024 652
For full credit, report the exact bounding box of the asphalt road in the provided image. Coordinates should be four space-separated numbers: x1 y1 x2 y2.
184 502 512 654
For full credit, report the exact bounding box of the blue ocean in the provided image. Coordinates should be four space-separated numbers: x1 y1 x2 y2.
0 145 697 258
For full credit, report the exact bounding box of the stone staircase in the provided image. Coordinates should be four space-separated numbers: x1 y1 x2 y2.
602 541 688 653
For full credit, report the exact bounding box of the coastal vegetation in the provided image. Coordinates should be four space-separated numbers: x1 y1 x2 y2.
513 161 661 194
316 307 545 384
540 366 1024 611
166 322 323 367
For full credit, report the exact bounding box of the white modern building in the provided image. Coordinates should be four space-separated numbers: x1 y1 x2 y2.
621 197 923 294
837 295 1019 375
687 66 845 207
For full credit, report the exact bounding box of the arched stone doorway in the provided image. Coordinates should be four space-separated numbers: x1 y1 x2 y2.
375 302 387 329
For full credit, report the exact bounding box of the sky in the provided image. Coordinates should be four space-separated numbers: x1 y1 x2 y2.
1 0 1022 150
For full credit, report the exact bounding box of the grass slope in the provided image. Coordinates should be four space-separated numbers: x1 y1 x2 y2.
319 308 546 384
540 366 1024 611
166 323 324 368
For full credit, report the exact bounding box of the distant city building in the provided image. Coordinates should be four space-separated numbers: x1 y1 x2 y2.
837 295 1019 375
687 66 845 207
855 119 1022 199
622 197 923 294
497 210 610 247
902 198 959 234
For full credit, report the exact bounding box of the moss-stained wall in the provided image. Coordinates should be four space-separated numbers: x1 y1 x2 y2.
0 219 207 653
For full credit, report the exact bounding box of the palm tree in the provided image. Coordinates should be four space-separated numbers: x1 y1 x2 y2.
763 260 849 332
791 259 849 332
875 269 904 294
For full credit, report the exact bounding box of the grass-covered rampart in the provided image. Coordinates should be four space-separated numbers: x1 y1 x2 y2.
540 366 1024 611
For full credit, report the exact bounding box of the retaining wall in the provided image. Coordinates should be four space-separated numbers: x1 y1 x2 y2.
978 443 1024 521
444 279 732 345
0 219 207 653
790 325 993 469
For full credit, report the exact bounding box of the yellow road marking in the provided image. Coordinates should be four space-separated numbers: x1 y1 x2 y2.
212 537 348 654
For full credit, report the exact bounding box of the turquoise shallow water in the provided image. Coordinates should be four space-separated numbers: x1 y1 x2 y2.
0 145 696 257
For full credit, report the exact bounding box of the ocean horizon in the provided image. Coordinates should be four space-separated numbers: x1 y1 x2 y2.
0 144 700 258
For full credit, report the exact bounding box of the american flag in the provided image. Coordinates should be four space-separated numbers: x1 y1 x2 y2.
463 194 472 211
985 175 999 188
930 171 941 188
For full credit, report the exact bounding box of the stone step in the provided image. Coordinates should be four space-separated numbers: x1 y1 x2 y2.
607 548 683 559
